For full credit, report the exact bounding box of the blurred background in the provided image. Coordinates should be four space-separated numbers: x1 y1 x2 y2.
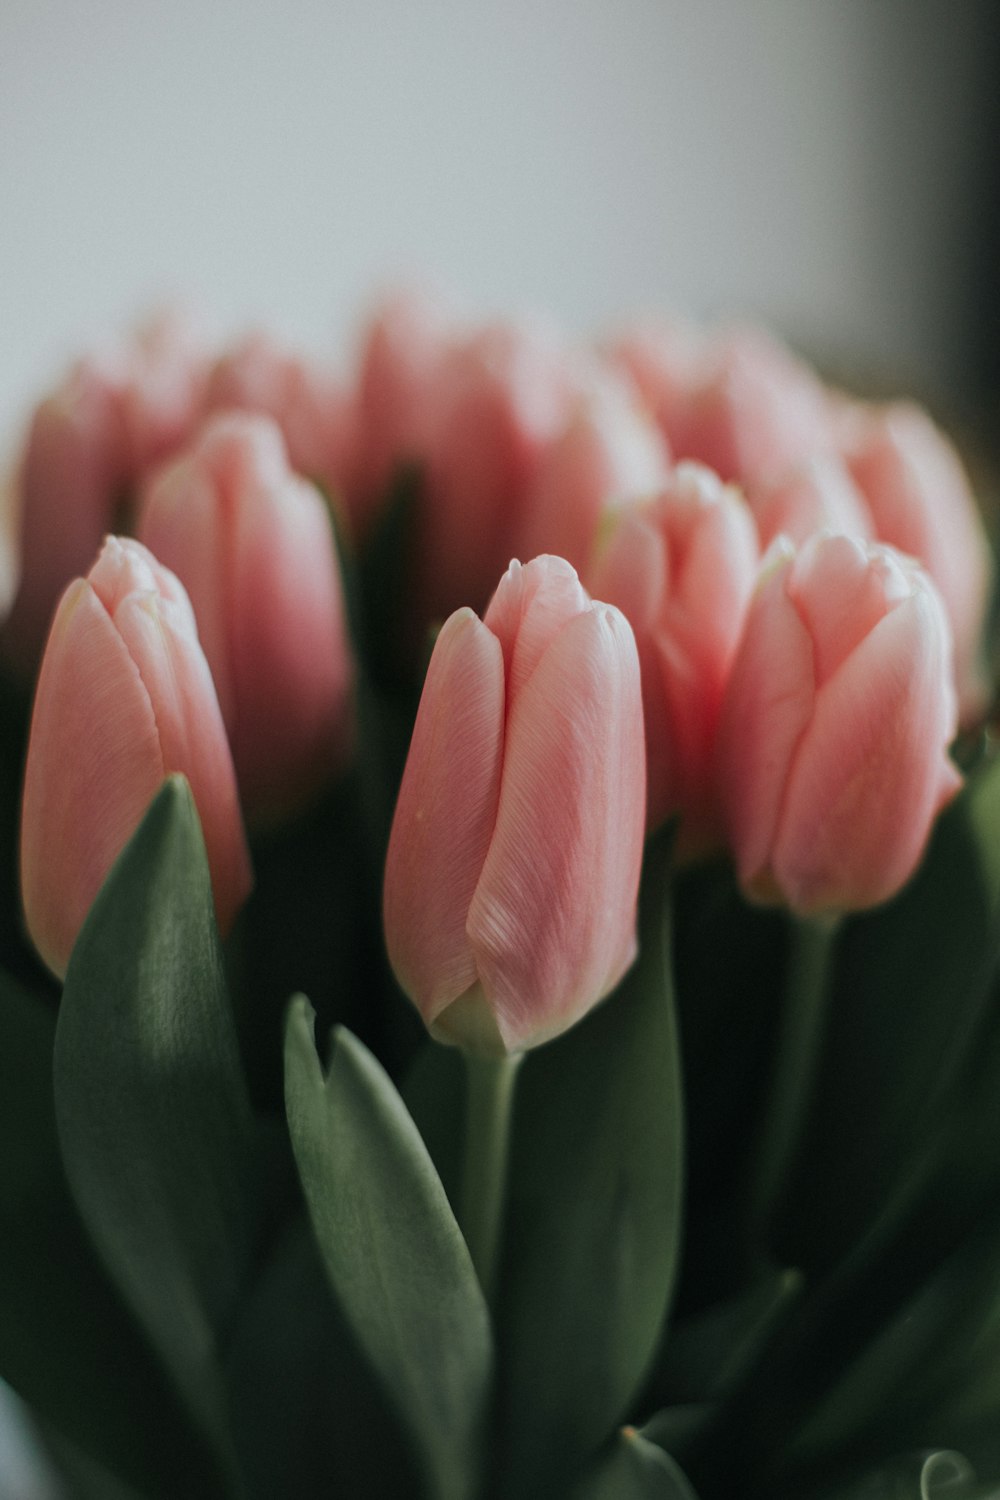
1 1 998 1493
2 1 999 446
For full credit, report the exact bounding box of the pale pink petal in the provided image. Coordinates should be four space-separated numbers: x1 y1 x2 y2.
788 534 914 687
383 610 505 1027
20 581 165 977
483 555 591 709
774 588 960 913
747 456 873 549
111 588 252 936
466 605 644 1052
716 553 815 892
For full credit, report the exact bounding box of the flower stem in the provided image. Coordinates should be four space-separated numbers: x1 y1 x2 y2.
745 912 839 1253
461 1051 523 1307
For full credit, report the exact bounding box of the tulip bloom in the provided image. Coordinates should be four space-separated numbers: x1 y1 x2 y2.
21 537 251 978
348 287 454 533
716 533 961 915
138 413 354 822
410 321 582 628
838 401 992 722
514 371 671 574
204 331 354 510
589 464 759 843
383 555 645 1055
744 456 873 550
2 312 206 677
608 318 707 455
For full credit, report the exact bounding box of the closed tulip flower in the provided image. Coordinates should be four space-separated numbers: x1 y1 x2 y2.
383 554 645 1055
589 464 759 844
514 370 671 574
744 455 873 550
204 331 354 512
21 537 251 978
138 413 354 822
838 400 992 722
716 532 961 916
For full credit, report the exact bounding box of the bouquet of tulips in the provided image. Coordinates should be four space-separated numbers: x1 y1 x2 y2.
2 289 1000 1500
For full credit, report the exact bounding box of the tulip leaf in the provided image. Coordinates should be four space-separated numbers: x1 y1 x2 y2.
284 1000 493 1500
497 832 683 1498
574 1429 699 1499
0 966 229 1498
53 776 256 1469
780 748 1000 1272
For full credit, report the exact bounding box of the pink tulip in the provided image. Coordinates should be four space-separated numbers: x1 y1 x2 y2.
21 537 251 978
2 311 207 677
383 554 645 1055
410 321 582 628
837 401 992 722
607 318 708 455
589 464 759 844
716 532 961 915
514 370 672 574
138 413 354 822
348 287 455 533
679 326 832 487
204 331 353 511
745 455 873 549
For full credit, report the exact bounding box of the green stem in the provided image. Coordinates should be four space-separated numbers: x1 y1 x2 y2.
745 912 839 1252
461 1051 523 1307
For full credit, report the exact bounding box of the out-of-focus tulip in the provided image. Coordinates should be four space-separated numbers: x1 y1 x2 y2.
716 532 961 916
204 331 354 511
679 326 832 487
21 537 251 978
607 318 707 455
589 464 759 843
514 370 671 574
383 554 645 1055
2 311 207 677
837 401 992 722
348 287 455 534
138 413 353 823
410 321 582 629
745 455 873 550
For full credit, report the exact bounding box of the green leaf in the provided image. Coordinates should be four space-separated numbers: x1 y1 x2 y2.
53 777 256 1464
574 1429 699 1499
0 968 228 1497
781 751 1000 1271
284 1000 493 1500
497 832 683 1497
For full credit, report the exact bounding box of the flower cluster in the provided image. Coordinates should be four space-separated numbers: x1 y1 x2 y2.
8 293 985 1012
2 290 998 1500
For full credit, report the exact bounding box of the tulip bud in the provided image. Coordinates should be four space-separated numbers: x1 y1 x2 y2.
349 287 455 532
204 331 353 510
384 555 645 1055
137 413 354 822
21 537 251 978
589 464 759 844
679 326 831 487
411 321 582 628
2 311 206 677
745 455 873 549
514 370 671 574
716 533 961 915
838 401 992 723
607 317 707 455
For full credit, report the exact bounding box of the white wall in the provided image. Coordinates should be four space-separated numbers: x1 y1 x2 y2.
1 1 988 442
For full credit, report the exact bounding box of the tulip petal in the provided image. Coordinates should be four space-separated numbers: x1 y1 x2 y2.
467 605 644 1052
384 609 505 1027
483 555 590 710
773 588 960 913
716 556 815 892
20 581 165 976
111 589 252 935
